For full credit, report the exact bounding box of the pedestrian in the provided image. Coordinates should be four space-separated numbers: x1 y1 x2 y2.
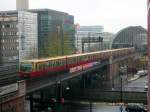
119 105 123 112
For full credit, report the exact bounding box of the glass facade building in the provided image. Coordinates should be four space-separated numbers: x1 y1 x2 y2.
30 9 75 58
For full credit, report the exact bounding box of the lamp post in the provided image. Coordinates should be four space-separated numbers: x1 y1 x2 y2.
57 25 64 56
60 25 64 56
119 67 124 103
57 26 61 55
120 75 123 103
0 93 2 112
89 101 92 112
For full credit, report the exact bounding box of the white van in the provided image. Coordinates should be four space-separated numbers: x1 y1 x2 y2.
136 70 147 76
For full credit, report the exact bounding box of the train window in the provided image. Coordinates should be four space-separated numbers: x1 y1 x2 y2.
63 59 66 65
38 63 46 70
68 58 71 64
53 61 56 67
58 60 61 66
20 62 33 72
59 60 61 65
35 63 38 71
56 60 59 66
83 56 86 61
59 60 62 66
74 57 77 63
48 61 52 67
80 56 82 61
72 57 75 63
60 60 64 66
57 60 61 66
95 54 97 60
79 56 81 61
45 62 49 67
71 58 73 64
55 60 58 66
88 55 90 61
43 63 46 69
86 55 89 60
69 58 73 64
72 58 74 63
38 63 43 70
54 61 56 66
51 61 55 67
61 59 66 65
91 55 94 60
94 55 96 60
81 56 83 61
92 55 94 60
69 58 74 64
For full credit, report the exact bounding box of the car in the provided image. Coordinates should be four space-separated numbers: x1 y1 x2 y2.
125 104 147 112
144 85 148 91
136 70 148 76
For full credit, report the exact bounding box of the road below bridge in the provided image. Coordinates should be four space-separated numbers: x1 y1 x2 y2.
64 75 148 104
124 75 147 92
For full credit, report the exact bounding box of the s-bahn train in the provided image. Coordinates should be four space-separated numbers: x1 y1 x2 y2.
18 48 134 78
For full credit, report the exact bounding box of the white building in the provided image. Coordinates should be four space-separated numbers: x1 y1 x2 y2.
0 11 38 64
75 25 104 53
100 32 114 49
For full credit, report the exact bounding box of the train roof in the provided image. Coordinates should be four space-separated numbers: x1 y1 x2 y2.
20 48 133 63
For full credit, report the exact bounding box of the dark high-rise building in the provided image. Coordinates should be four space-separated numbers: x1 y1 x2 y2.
30 9 75 58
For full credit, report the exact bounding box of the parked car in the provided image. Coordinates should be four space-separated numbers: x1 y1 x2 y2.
136 70 148 76
125 104 147 112
144 85 148 91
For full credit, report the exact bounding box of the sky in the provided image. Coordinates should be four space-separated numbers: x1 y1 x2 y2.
0 0 147 33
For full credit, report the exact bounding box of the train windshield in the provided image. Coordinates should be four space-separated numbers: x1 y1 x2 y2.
20 63 33 72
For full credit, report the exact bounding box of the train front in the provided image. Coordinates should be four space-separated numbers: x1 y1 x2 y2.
18 61 33 78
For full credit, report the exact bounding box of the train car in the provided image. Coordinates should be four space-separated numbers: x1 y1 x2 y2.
19 56 67 77
18 48 135 78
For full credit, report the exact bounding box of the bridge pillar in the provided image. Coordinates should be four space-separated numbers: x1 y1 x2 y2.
81 75 86 89
108 63 119 89
55 82 64 112
29 94 33 112
80 74 92 89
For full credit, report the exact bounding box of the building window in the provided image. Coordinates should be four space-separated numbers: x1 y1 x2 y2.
5 24 10 28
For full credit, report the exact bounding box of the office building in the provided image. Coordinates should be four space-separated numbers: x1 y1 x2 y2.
30 9 75 57
0 11 38 65
75 25 104 52
100 32 114 49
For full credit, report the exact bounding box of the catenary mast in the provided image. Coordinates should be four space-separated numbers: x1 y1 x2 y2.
148 0 150 111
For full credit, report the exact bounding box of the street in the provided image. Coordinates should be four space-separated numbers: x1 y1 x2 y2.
124 75 147 92
62 103 126 112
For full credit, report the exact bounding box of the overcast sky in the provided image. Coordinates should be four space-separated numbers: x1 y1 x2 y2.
0 0 147 33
